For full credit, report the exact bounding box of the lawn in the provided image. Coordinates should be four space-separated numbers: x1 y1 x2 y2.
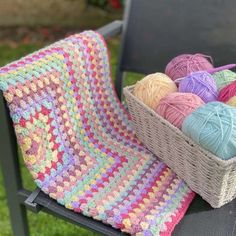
0 37 142 236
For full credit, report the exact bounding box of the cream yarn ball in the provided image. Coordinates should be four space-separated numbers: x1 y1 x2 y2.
226 96 236 107
133 73 177 109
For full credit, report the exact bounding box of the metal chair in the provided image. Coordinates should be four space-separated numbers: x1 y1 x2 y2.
1 0 236 235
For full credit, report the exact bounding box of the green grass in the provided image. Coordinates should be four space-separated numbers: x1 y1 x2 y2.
0 39 142 236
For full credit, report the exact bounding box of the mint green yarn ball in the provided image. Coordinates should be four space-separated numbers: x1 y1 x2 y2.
182 102 236 160
212 69 236 90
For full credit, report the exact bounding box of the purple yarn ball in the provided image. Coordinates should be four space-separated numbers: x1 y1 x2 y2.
179 71 218 103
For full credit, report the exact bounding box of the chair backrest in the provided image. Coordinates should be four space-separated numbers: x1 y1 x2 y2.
119 0 236 75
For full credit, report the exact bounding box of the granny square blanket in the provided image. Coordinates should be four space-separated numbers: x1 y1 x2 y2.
0 31 195 235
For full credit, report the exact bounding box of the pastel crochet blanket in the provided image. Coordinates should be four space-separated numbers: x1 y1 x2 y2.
0 31 195 235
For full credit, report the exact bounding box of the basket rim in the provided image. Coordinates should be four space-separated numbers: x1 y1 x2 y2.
123 85 236 167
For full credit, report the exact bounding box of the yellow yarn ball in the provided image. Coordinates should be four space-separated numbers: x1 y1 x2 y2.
133 73 177 109
226 96 236 107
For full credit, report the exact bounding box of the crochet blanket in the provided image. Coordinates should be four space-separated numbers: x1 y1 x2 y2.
0 31 195 236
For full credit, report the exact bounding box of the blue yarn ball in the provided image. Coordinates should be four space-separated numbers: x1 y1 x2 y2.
182 102 236 160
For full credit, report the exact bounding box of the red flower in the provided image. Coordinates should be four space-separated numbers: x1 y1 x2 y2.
110 0 122 9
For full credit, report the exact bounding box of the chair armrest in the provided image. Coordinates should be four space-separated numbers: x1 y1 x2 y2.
97 20 123 39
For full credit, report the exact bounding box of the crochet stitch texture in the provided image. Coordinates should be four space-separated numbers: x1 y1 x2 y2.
0 31 195 236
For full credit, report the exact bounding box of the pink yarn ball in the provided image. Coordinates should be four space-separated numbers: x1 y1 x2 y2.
218 80 236 103
156 92 205 129
165 53 214 81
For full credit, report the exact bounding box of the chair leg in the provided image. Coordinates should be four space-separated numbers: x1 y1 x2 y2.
7 194 29 236
0 92 30 236
1 164 29 236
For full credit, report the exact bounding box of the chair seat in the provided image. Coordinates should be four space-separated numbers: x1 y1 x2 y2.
21 190 236 236
20 189 128 236
173 195 236 236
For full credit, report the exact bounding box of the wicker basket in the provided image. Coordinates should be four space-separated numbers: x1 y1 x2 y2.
123 85 236 208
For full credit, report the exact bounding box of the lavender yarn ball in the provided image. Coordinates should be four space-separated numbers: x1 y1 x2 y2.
179 71 218 103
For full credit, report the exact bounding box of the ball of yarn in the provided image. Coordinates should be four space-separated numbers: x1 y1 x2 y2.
226 96 236 107
218 80 236 103
212 69 236 90
165 53 214 81
133 73 177 109
156 92 204 129
179 71 218 103
182 102 236 160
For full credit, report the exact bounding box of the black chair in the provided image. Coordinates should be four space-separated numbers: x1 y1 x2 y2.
1 1 236 235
